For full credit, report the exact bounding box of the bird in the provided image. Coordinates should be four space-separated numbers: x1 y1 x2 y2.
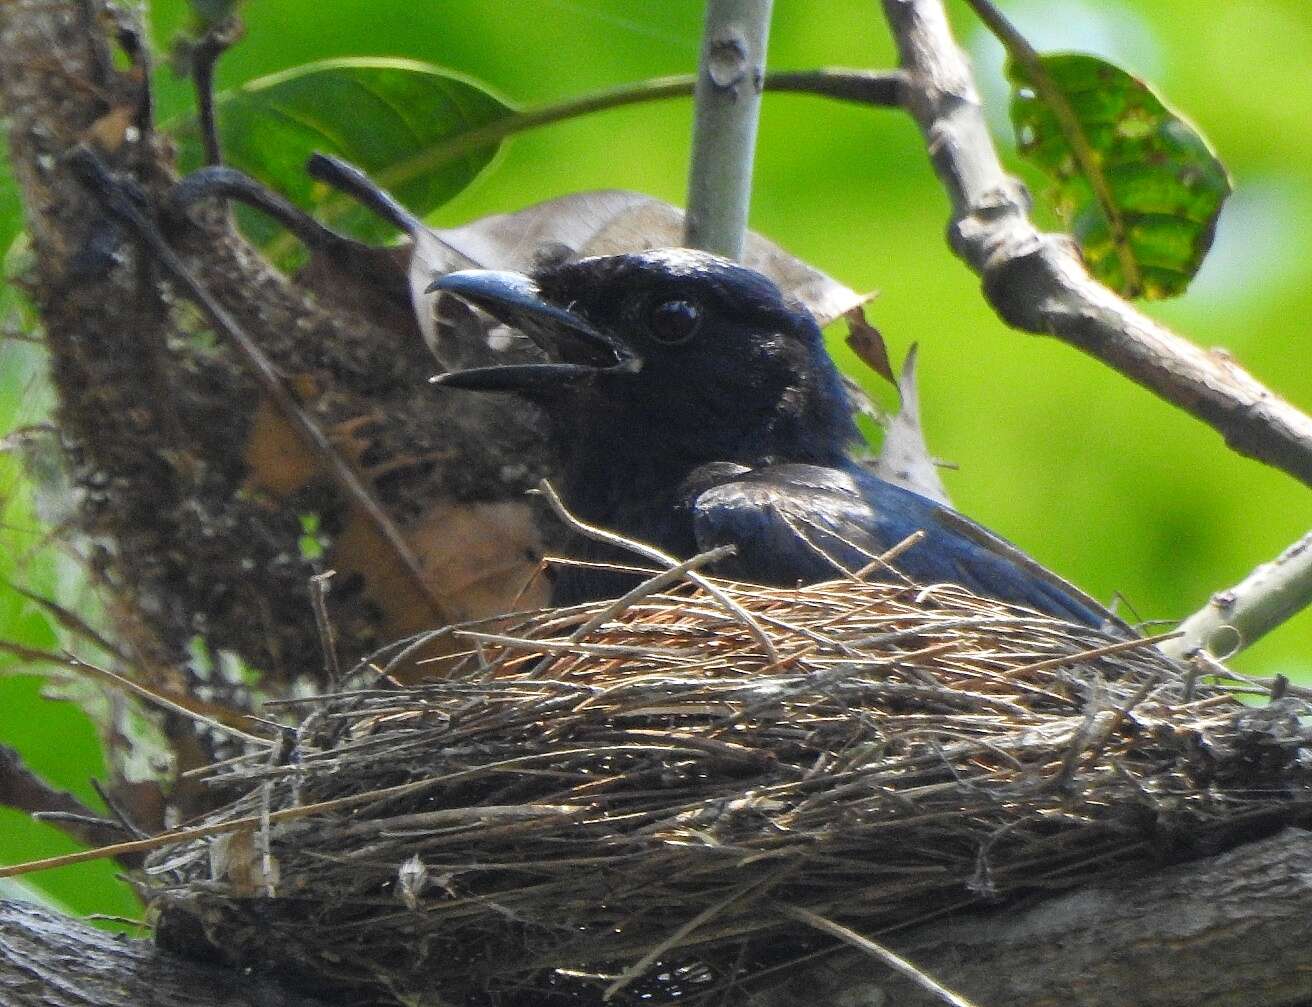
430 248 1121 630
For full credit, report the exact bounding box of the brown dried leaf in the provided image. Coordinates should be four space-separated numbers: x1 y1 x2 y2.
843 307 895 385
329 498 548 679
208 827 278 896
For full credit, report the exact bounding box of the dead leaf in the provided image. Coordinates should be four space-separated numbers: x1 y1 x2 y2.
844 306 894 385
84 105 135 154
242 395 323 498
409 190 872 366
208 827 279 896
868 345 953 507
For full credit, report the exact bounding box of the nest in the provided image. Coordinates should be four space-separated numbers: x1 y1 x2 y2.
145 573 1312 1006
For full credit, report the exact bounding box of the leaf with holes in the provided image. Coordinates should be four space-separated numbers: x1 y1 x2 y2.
171 58 513 256
1009 52 1231 299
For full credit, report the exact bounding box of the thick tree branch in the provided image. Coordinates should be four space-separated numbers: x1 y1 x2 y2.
880 0 1312 489
0 0 553 689
5 830 1312 1006
0 900 332 1007
760 827 1312 1007
68 147 446 621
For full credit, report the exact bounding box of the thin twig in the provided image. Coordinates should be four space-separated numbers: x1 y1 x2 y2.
854 529 926 580
566 545 737 643
1003 630 1181 677
0 640 271 743
31 810 125 832
604 872 783 1000
309 571 342 686
780 905 981 1007
262 69 902 262
535 480 779 664
91 778 149 840
4 581 129 662
190 16 243 166
61 654 274 746
0 744 129 852
0 773 455 879
166 165 352 252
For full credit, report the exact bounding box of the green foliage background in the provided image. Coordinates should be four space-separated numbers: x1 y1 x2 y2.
1 0 1309 920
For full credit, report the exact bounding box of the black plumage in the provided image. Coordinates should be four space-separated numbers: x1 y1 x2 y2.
432 248 1119 629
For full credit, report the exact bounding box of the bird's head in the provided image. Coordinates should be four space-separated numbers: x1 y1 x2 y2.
429 248 857 465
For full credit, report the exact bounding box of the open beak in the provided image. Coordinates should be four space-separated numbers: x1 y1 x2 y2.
426 270 636 391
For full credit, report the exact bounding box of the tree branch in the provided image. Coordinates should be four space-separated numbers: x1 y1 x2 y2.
0 745 129 854
0 900 332 1007
684 0 775 258
960 0 1142 295
188 16 244 167
6 829 1312 1006
1160 531 1312 661
759 827 1312 1007
0 0 554 688
879 0 1312 490
68 147 445 622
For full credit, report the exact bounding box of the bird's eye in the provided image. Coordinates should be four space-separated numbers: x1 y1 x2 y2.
649 299 703 345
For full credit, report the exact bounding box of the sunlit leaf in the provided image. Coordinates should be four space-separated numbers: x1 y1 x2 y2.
1009 52 1231 299
171 58 513 250
0 130 23 260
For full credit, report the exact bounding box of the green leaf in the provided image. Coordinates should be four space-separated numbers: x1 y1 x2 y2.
0 126 24 261
1009 52 1231 299
171 58 513 252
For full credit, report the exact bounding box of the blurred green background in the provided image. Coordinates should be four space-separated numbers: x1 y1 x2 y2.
1 0 1309 920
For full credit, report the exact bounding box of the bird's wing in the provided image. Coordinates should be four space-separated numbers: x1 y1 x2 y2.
925 505 1127 631
689 463 1124 630
688 464 908 586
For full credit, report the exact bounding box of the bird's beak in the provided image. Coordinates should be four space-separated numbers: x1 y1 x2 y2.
426 269 636 391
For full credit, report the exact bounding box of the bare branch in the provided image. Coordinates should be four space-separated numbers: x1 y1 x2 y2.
684 0 775 258
0 745 128 853
879 0 1312 489
188 16 243 167
69 148 446 624
1160 531 1312 661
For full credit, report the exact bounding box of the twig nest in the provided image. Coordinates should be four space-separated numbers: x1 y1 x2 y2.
146 578 1312 1006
